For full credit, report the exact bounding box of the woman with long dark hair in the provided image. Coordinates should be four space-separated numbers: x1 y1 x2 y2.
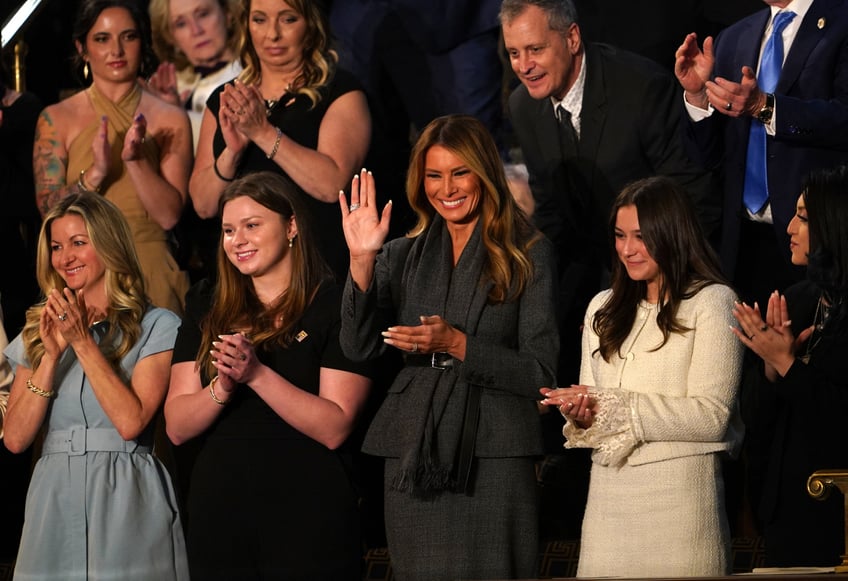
542 176 743 577
733 165 848 567
33 0 192 314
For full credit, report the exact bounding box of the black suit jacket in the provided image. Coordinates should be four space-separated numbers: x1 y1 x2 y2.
686 0 848 276
509 42 717 382
510 42 718 272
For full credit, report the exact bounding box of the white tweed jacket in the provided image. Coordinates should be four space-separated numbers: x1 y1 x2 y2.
565 283 744 467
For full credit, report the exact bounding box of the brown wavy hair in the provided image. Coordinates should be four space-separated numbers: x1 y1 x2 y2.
237 0 336 108
72 0 158 82
22 193 148 375
593 176 729 361
195 171 332 377
406 114 540 304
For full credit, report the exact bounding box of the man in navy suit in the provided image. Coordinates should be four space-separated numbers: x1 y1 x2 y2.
675 0 848 307
677 1 848 565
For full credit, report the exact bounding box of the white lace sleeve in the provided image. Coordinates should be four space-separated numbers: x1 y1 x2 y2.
562 388 641 467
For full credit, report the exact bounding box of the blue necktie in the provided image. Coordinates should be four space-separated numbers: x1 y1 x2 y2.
742 10 796 214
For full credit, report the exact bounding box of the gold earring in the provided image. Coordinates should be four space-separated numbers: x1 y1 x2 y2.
83 62 90 80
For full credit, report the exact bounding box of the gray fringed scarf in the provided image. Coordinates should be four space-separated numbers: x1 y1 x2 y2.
389 217 492 497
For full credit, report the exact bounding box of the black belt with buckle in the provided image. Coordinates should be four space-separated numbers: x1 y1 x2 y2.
405 352 454 370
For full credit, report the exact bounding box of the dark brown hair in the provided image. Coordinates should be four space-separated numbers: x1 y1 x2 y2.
593 176 728 361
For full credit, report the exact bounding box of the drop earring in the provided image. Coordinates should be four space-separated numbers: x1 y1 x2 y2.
83 62 90 80
288 237 294 248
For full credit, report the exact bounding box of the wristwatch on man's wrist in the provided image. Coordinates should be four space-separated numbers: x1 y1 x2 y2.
756 93 775 124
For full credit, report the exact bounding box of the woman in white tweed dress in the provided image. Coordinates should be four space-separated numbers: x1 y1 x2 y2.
542 176 744 577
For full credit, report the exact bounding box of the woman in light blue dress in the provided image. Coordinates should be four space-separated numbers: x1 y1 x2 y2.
3 192 188 580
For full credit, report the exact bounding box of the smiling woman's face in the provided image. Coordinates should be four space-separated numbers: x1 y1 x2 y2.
422 145 482 227
615 204 662 302
50 214 106 294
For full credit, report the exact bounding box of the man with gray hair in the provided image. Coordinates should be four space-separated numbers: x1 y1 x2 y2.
502 0 716 385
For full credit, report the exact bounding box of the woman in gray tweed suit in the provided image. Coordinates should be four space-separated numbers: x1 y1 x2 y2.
339 114 559 580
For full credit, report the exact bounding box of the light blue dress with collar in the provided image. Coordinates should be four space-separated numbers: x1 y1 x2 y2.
4 307 188 581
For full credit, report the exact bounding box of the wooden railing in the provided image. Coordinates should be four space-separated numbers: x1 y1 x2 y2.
807 469 848 573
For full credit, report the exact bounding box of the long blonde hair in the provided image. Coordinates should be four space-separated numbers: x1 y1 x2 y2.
406 115 540 303
22 193 148 374
237 0 337 108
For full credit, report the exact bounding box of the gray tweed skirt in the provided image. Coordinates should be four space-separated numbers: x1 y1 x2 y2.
383 456 539 581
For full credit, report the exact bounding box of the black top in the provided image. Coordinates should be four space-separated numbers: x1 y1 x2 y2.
206 68 364 280
173 279 372 441
173 279 373 579
745 279 848 567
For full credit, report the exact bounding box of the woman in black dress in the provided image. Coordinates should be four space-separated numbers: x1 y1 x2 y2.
189 0 371 279
166 171 372 579
733 165 848 567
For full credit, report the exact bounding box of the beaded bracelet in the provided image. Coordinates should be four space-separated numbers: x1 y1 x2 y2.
26 378 56 399
208 375 228 406
267 126 283 160
213 157 235 182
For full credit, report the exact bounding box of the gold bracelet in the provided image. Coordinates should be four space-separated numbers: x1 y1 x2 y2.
208 375 227 406
77 168 101 193
26 378 56 399
266 126 282 159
